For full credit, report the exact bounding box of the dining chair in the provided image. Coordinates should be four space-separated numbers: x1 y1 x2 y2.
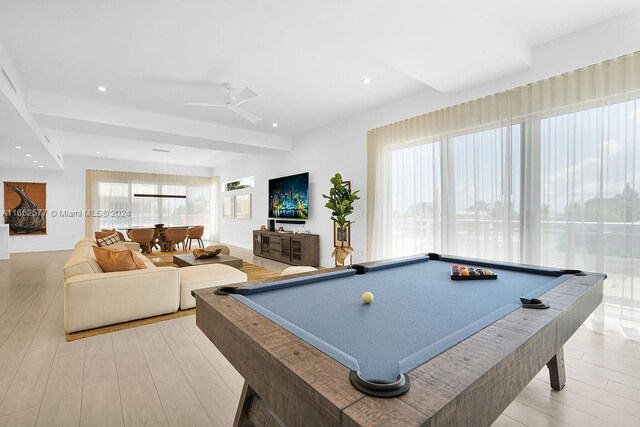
127 228 155 254
164 227 189 252
186 225 205 250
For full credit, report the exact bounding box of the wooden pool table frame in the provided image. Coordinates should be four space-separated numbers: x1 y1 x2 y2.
193 262 604 426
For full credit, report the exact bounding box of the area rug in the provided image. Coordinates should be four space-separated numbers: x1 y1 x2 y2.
65 260 280 342
145 249 186 267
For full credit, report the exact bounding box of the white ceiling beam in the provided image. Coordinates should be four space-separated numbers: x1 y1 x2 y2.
0 41 63 170
28 91 292 156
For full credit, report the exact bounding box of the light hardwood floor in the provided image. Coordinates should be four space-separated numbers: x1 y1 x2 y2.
0 247 639 426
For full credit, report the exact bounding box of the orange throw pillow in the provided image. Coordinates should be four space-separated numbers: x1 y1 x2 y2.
98 244 148 270
93 246 145 272
130 250 150 269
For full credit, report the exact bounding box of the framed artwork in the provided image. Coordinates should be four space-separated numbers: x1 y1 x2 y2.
235 194 252 219
3 182 47 235
223 196 235 218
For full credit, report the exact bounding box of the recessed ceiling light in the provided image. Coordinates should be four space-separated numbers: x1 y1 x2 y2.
97 86 107 92
272 122 279 127
14 145 22 149
96 151 101 155
33 160 39 164
361 78 372 84
38 165 44 168
25 153 32 157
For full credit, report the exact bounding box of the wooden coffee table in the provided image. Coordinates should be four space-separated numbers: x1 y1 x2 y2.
172 253 244 270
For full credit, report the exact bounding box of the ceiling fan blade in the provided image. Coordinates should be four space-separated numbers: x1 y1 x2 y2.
231 87 258 106
229 106 262 123
177 102 228 107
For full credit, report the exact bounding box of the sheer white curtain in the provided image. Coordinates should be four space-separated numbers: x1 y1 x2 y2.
209 176 220 243
85 170 218 241
368 137 441 260
539 98 640 338
368 52 640 339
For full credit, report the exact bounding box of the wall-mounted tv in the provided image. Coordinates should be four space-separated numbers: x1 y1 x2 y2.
268 172 309 220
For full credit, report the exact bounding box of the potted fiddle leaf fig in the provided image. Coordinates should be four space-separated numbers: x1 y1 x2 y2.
322 173 360 266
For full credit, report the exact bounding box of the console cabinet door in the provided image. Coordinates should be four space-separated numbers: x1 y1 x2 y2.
280 237 291 262
261 235 270 254
253 232 262 254
291 238 303 264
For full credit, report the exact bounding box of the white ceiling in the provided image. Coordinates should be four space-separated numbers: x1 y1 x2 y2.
0 0 638 167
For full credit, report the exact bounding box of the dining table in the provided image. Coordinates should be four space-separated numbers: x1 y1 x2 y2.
121 224 190 252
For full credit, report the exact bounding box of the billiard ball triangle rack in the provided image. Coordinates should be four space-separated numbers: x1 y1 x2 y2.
450 264 497 280
451 273 497 280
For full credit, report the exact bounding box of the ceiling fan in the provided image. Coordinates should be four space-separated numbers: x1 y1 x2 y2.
178 83 262 123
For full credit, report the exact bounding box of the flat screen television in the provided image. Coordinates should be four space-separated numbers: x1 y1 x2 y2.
268 172 309 220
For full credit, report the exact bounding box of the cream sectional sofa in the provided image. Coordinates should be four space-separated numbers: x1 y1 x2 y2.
63 239 246 333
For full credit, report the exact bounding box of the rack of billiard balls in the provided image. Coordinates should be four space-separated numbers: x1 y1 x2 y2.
450 264 497 280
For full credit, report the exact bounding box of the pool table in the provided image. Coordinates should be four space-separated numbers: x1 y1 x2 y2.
194 253 604 426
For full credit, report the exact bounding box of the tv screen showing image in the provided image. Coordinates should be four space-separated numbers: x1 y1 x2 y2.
268 172 309 220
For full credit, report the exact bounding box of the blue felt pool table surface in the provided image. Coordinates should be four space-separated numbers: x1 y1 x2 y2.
230 255 573 383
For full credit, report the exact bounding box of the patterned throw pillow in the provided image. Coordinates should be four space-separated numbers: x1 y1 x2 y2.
103 229 126 241
96 233 120 247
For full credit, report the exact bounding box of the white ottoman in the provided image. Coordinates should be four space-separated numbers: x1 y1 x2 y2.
179 264 247 310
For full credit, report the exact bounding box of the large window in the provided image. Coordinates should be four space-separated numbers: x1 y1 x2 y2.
388 125 522 261
369 52 640 338
87 170 214 239
97 182 129 229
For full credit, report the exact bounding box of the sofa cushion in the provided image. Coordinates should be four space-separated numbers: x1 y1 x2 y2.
64 251 103 280
64 239 103 280
178 264 247 310
93 246 145 272
64 267 180 333
75 239 96 249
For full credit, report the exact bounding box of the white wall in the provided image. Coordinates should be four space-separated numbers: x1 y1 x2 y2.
215 130 367 267
214 9 640 267
0 155 212 253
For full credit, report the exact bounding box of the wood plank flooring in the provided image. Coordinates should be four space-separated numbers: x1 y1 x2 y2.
0 247 638 426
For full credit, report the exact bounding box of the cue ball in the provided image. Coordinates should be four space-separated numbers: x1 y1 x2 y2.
362 291 374 304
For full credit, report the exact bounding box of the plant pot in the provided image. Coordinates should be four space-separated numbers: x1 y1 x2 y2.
332 246 353 266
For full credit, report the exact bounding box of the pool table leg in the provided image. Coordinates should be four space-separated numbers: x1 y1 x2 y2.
546 347 566 390
233 381 284 427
